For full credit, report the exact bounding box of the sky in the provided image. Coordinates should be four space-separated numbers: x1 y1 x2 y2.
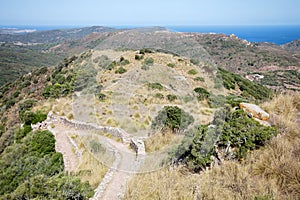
0 0 299 26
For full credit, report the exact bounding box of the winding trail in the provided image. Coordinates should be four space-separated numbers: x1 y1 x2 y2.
45 113 145 200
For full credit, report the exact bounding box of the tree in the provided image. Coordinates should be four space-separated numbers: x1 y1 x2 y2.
152 106 194 132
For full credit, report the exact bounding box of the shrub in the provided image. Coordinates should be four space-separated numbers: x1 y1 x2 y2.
106 61 117 70
148 83 163 90
194 87 210 101
140 49 154 54
154 93 164 99
188 69 198 75
167 94 177 102
167 63 175 68
97 93 106 101
219 109 277 159
115 67 127 74
143 57 154 66
170 125 214 172
135 54 144 60
20 110 46 125
171 108 278 172
13 90 20 98
120 57 130 65
152 106 194 132
6 99 15 109
21 80 31 88
194 77 205 82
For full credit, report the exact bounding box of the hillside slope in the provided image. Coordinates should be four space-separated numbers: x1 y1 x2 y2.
0 48 278 199
1 26 299 90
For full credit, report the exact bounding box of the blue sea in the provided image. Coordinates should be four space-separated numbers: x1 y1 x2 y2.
1 25 300 45
167 25 300 45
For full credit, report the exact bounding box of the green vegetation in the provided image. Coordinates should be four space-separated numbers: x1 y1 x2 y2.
154 93 164 99
217 68 272 101
219 109 277 159
208 94 249 108
187 69 198 75
43 82 73 99
19 110 47 126
135 54 144 60
119 56 130 65
167 63 175 68
42 63 76 99
194 87 210 101
257 70 300 90
141 57 154 70
139 49 154 54
143 57 154 65
171 108 277 172
97 92 106 101
148 82 164 90
166 94 177 102
194 77 205 82
152 106 194 132
115 66 127 74
43 53 103 98
0 45 63 85
0 130 94 199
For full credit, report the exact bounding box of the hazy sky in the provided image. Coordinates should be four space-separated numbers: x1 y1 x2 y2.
0 0 299 26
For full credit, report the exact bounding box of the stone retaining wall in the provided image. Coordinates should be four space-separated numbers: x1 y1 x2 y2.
46 111 146 155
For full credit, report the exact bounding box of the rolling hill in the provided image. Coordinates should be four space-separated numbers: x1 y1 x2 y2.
0 27 299 199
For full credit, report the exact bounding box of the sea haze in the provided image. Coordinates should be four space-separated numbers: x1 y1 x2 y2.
167 25 300 45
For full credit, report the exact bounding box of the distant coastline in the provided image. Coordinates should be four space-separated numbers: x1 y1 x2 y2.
1 25 300 45
167 25 300 45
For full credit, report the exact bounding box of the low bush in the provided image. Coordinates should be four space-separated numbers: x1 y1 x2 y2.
154 93 164 99
167 94 177 102
194 87 210 101
188 69 198 75
143 57 154 66
115 67 127 74
167 63 175 68
97 92 106 101
135 54 144 60
152 106 194 132
171 108 278 172
120 57 130 65
148 82 164 90
194 77 205 82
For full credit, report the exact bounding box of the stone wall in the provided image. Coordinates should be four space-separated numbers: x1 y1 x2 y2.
47 111 130 143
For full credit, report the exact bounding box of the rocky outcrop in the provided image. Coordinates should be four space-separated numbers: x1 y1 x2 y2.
239 103 270 121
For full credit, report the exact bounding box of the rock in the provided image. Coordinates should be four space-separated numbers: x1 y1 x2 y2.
253 118 271 127
239 103 269 121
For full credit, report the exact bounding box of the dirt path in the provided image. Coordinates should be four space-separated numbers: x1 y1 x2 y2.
48 120 81 172
47 114 145 200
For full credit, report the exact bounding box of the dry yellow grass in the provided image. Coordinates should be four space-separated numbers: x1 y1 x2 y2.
125 92 300 200
75 136 109 189
76 150 108 188
144 130 184 153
